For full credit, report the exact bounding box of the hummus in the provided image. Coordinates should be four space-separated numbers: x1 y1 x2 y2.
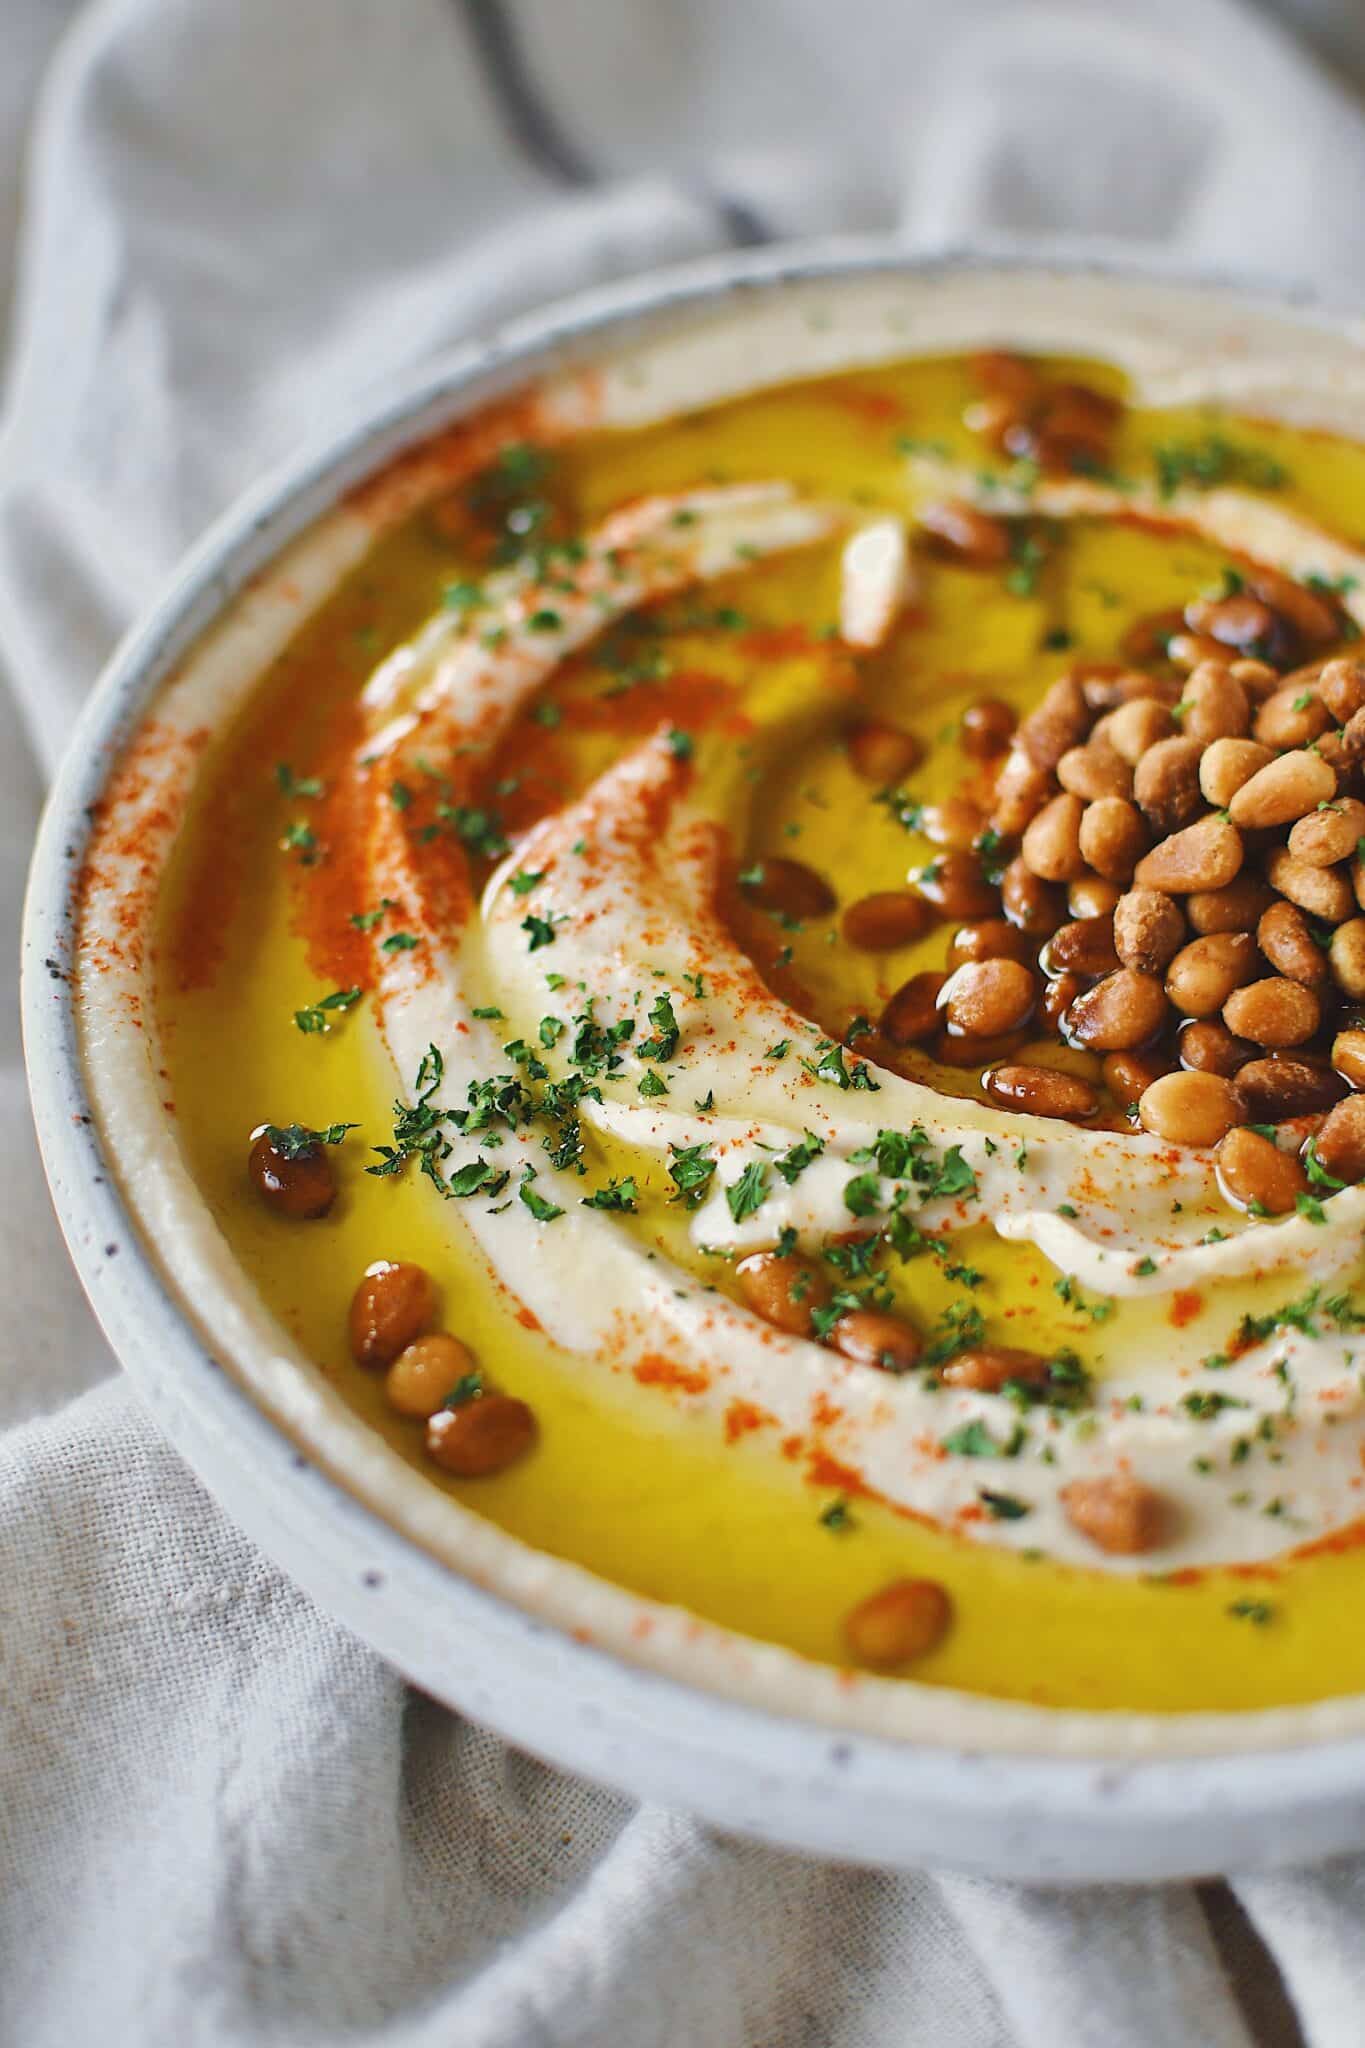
75 267 1365 1731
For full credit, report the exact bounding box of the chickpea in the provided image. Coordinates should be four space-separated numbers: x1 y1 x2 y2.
1258 901 1329 988
1134 815 1244 895
1179 1021 1253 1077
940 958 1036 1038
999 856 1066 936
1329 918 1365 1000
1254 683 1331 750
1134 737 1204 836
831 1311 922 1373
1068 874 1123 920
1186 876 1276 936
1167 631 1231 674
1228 749 1337 831
1065 969 1168 1051
918 499 1010 567
991 749 1052 836
349 1260 438 1367
1199 737 1273 810
1043 917 1120 978
1061 1475 1166 1555
983 1064 1098 1121
843 1578 951 1667
1266 849 1355 925
426 1391 537 1478
1215 1127 1309 1216
1113 889 1186 975
740 857 836 920
1164 932 1259 1019
386 1332 477 1418
880 970 947 1046
1235 1056 1346 1121
1318 657 1365 724
736 1250 830 1337
1223 978 1321 1049
1248 567 1343 652
1185 591 1293 666
1021 793 1087 883
1042 971 1086 1032
1120 607 1185 664
1057 739 1133 802
1078 796 1147 882
1289 796 1365 869
1310 1095 1365 1184
247 1125 337 1220
1107 696 1174 764
847 720 923 785
941 1345 1051 1391
1103 1049 1173 1108
917 797 987 851
1331 1028 1365 1089
1178 662 1250 745
1138 1070 1243 1148
948 919 1033 968
908 850 997 921
1016 674 1092 774
842 892 935 952
1228 658 1282 701
960 697 1017 759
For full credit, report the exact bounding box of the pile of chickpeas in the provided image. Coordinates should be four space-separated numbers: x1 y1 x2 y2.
748 542 1365 1221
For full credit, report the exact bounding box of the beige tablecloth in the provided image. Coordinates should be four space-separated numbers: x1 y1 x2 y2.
6 4 1365 2041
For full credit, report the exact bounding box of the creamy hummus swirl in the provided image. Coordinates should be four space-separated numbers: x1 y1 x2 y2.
347 478 1365 1574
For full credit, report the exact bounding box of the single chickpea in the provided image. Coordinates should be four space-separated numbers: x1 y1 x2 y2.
830 1311 922 1374
426 1391 537 1478
843 1578 952 1668
739 857 836 920
736 1250 830 1337
247 1125 337 1220
349 1260 438 1367
385 1333 478 1419
1061 1475 1167 1555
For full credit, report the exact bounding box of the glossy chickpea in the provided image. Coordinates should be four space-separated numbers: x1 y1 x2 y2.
843 1578 951 1667
960 697 1017 759
247 1125 337 1220
426 1390 537 1477
847 720 922 785
736 1250 830 1337
1061 1476 1166 1556
349 1260 438 1367
386 1332 477 1418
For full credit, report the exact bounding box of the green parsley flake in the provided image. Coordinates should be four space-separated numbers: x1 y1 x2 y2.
293 987 363 1035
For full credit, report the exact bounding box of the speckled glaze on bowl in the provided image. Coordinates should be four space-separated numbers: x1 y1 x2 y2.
25 242 1365 1882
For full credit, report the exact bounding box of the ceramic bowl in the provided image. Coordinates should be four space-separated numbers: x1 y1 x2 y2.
25 244 1365 1881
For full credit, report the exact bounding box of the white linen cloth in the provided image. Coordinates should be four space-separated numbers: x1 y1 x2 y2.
7 2 1365 2040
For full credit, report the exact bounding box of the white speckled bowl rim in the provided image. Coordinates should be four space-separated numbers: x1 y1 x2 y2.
24 239 1365 1882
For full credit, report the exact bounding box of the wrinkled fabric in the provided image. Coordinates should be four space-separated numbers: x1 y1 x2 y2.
5 2 1365 2041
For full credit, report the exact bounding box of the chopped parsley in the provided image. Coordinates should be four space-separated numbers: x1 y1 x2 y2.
725 1161 770 1224
349 899 399 931
1153 435 1288 499
275 762 324 799
293 986 363 1035
518 1173 564 1223
978 1488 1031 1520
582 1177 639 1213
262 1121 357 1157
668 1142 716 1211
